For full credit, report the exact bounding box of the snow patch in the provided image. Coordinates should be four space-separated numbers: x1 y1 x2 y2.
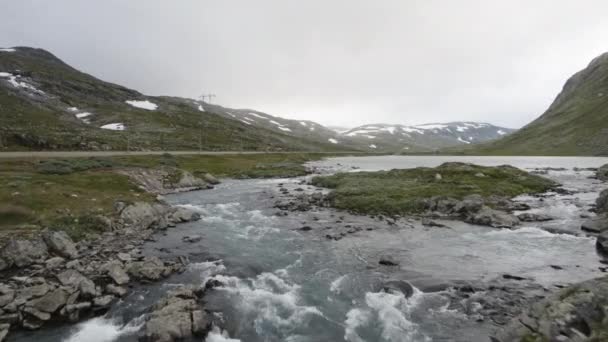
76 112 92 119
328 138 338 144
497 129 506 135
369 144 377 149
457 137 471 144
278 126 292 132
125 100 157 110
0 72 45 94
0 48 15 52
239 119 252 125
299 121 308 126
198 105 205 112
248 112 268 119
100 123 125 131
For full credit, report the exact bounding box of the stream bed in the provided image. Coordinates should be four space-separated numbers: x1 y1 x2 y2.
14 156 608 342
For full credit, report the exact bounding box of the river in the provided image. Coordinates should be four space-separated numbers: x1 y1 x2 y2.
13 156 608 342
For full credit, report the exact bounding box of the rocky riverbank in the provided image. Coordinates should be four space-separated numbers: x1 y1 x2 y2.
0 169 213 340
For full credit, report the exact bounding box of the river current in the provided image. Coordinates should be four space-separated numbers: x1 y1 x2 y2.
14 156 608 342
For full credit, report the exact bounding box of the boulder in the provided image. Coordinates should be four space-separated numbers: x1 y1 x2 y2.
44 257 66 269
28 288 68 314
41 229 78 259
102 261 130 285
466 206 520 228
453 194 484 216
597 164 608 181
93 295 115 308
171 207 201 223
494 276 608 341
127 256 167 281
0 323 8 341
119 202 173 230
1 238 48 268
202 173 220 185
581 214 608 233
105 284 127 297
140 286 208 342
56 270 96 298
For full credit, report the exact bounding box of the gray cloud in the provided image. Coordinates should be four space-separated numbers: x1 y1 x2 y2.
2 0 607 128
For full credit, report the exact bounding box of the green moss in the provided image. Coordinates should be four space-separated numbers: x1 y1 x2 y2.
312 162 556 216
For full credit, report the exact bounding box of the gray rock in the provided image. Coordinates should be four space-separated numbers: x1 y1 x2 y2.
517 212 553 222
105 284 127 297
41 229 78 259
453 194 484 216
56 270 96 298
191 310 210 336
182 235 202 243
1 238 48 268
22 306 51 321
494 276 608 341
127 256 167 281
120 202 172 230
581 214 608 233
466 206 520 228
202 173 220 185
597 189 608 214
597 231 608 255
28 288 68 313
0 323 8 342
379 255 399 266
171 207 200 223
102 261 130 285
597 164 608 181
93 295 115 308
141 297 197 341
44 256 65 269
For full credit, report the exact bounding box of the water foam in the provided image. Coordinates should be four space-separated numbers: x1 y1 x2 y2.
206 326 242 342
482 226 592 241
207 272 323 336
344 288 430 342
330 275 347 294
63 316 144 342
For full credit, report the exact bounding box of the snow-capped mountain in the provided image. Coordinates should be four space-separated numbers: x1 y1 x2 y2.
340 122 515 151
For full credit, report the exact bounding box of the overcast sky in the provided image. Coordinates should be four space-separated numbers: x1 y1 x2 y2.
1 1 607 128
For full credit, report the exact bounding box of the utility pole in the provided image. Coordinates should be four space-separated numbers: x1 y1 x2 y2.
199 93 216 103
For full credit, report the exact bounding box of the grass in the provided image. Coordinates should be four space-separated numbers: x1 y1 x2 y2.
0 153 332 238
311 162 556 216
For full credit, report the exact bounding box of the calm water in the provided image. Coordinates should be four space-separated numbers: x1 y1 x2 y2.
14 156 608 342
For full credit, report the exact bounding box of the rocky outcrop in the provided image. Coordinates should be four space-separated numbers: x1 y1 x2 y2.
139 286 211 342
597 164 608 181
581 214 608 233
597 231 608 254
493 276 608 342
116 202 200 231
118 167 218 195
0 221 193 336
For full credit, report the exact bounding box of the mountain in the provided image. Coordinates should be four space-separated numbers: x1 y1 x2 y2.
474 52 608 155
340 122 515 152
0 47 353 152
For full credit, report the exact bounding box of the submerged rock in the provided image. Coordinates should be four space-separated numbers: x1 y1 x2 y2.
597 189 608 213
381 280 414 298
581 214 608 233
597 231 608 255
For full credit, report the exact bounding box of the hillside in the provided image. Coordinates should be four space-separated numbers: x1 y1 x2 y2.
473 52 608 155
0 47 354 152
340 122 514 152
